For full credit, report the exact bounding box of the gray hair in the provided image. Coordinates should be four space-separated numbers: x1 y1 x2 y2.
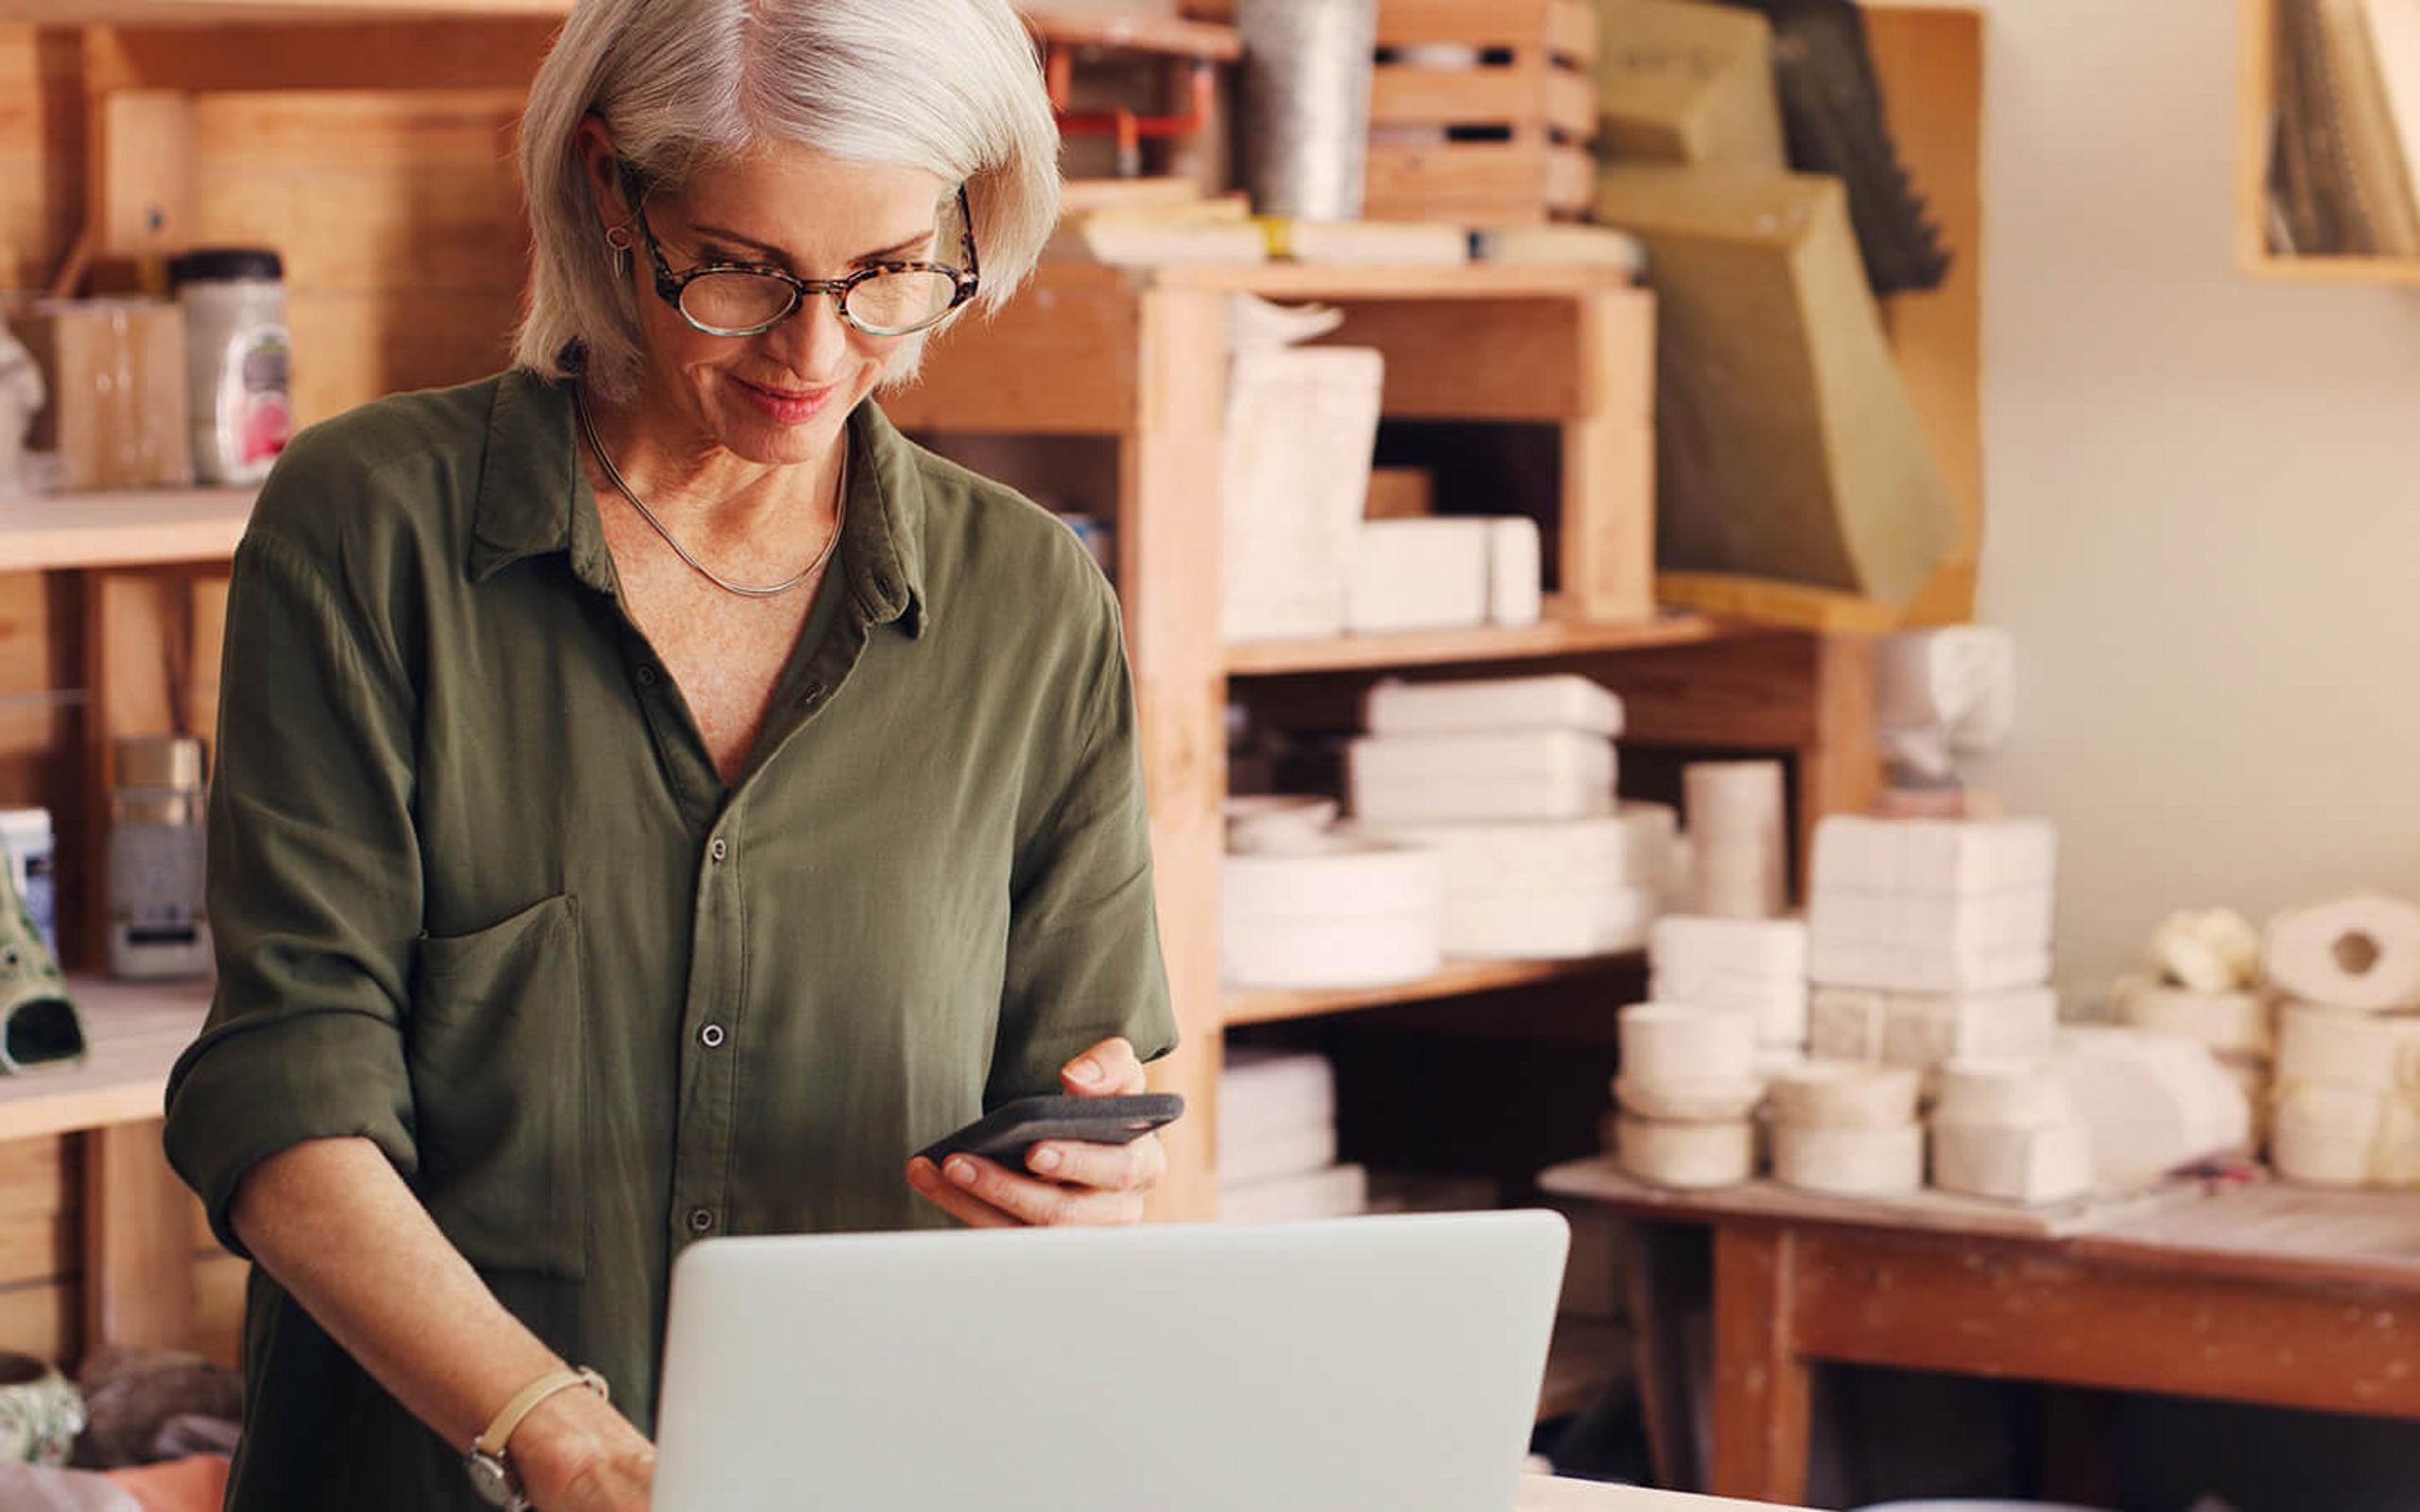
513 0 1062 397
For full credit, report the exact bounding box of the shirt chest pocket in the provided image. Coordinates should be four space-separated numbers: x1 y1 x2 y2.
406 893 589 1280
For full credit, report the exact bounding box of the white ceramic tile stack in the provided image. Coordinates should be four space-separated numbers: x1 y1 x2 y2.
1347 676 1673 957
1805 816 2062 1082
2262 892 2420 1188
1346 517 1543 632
1648 915 1809 1056
1217 1047 1369 1221
1680 760 1789 919
1765 1061 1925 1196
2112 907 2274 1154
1221 835 1444 990
1927 1058 2095 1205
1610 1002 1760 1189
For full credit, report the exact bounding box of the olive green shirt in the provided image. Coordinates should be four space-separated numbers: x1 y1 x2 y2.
162 369 1176 1509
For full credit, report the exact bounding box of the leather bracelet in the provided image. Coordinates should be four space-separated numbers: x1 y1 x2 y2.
466 1366 609 1510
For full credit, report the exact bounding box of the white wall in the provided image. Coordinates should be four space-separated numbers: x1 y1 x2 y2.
1962 0 2420 997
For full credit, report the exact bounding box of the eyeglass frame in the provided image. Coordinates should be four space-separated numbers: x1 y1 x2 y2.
618 165 981 339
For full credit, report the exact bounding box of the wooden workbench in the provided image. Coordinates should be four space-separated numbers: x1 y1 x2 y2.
1541 1156 2420 1504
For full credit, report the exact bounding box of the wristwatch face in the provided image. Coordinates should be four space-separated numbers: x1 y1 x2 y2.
466 1449 517 1507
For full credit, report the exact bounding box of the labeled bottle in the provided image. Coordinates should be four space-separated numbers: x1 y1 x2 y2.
168 248 293 486
108 737 212 981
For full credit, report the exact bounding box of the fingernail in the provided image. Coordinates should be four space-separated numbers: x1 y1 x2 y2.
946 1157 979 1186
1028 1144 1063 1175
907 1160 937 1193
1067 1058 1103 1085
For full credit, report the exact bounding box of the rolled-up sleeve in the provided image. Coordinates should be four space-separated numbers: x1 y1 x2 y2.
164 518 424 1259
987 573 1179 1106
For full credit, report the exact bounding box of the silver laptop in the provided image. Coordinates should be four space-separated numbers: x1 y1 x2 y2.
651 1210 1570 1512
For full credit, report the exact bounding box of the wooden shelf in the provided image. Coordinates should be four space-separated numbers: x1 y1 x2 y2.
0 974 211 1143
1224 953 1637 1027
0 488 254 573
1225 605 1721 677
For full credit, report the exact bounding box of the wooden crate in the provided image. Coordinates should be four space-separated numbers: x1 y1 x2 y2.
1368 0 1598 222
1185 0 1600 223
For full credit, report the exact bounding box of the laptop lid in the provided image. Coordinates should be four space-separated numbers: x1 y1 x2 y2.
650 1209 1570 1512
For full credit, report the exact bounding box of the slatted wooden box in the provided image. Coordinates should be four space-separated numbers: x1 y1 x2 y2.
1187 0 1600 223
1366 0 1599 222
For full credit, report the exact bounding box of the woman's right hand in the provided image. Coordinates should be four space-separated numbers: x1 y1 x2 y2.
510 1385 656 1511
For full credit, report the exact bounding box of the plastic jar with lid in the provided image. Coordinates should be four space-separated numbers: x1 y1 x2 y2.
169 247 293 486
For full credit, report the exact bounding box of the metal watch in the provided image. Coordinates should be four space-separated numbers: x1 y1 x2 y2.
465 1446 527 1511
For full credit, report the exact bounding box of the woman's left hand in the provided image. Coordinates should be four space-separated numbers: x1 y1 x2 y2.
905 1038 1167 1227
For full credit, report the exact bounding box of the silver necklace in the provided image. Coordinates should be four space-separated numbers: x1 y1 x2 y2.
574 386 844 600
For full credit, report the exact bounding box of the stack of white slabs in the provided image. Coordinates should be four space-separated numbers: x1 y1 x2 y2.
1221 837 1444 990
1355 802 1677 958
1765 1061 1925 1197
1648 914 1809 1052
1345 676 1669 958
1217 1047 1368 1222
1610 1002 1762 1189
1805 816 2060 1079
1808 983 2061 1072
1348 675 1621 825
1807 816 2058 991
1928 1059 2094 1205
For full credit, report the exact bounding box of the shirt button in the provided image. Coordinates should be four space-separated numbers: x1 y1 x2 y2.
699 1023 726 1048
687 1207 714 1234
635 664 658 687
709 837 729 863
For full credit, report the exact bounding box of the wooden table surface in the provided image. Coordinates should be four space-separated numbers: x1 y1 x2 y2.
1539 1156 2420 1504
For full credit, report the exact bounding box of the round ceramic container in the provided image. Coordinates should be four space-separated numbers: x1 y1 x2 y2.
0 1351 85 1465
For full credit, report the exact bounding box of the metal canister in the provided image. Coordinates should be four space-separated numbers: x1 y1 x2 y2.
1236 0 1378 220
107 736 212 980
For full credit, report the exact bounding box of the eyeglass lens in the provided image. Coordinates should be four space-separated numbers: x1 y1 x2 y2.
679 267 961 336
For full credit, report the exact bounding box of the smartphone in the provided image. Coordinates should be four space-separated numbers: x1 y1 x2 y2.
913 1092 1184 1170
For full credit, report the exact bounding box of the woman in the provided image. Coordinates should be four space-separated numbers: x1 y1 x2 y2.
161 2 1176 1507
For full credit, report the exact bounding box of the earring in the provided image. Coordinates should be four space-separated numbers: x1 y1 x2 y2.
603 224 633 252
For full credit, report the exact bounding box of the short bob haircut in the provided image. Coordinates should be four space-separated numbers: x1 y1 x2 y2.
513 0 1062 399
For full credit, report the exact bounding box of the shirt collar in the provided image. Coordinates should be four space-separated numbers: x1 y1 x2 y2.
469 369 929 638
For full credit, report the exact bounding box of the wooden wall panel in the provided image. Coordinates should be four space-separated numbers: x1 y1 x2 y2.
0 571 66 808
0 26 84 293
0 1278 71 1366
187 88 531 421
0 27 46 288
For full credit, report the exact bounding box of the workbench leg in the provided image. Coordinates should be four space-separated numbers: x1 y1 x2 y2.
1710 1224 1812 1504
82 1117 196 1354
1122 286 1229 1224
1622 1219 1704 1492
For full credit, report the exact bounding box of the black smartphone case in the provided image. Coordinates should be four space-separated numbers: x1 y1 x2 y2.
914 1092 1184 1168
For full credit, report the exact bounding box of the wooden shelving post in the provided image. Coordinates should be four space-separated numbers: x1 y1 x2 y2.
1125 284 1230 1223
